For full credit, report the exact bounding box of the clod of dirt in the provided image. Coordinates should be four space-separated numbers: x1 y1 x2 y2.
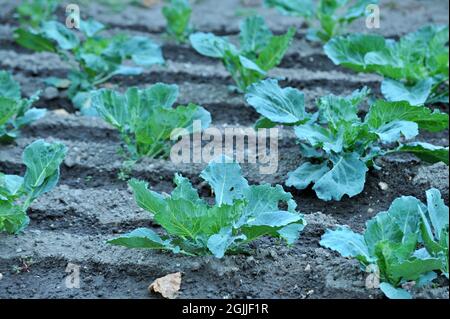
148 272 182 299
43 87 59 100
413 162 450 200
189 261 202 272
378 182 389 191
53 109 70 117
304 212 337 229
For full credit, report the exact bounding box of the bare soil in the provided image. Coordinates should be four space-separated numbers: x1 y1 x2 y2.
0 0 448 299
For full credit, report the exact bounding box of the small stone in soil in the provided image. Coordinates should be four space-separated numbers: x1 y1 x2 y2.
0 273 3 280
190 262 201 271
378 182 389 191
43 87 59 100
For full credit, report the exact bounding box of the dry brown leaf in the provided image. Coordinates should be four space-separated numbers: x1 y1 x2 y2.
365 273 380 289
142 0 161 7
148 272 182 299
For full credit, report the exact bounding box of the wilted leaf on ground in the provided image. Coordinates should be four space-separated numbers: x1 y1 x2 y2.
148 272 181 299
142 0 161 7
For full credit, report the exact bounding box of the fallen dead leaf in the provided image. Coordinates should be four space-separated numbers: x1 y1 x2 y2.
148 272 181 299
365 273 380 289
142 0 160 7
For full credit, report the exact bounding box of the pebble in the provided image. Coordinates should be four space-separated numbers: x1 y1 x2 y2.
43 87 59 100
304 264 311 272
190 262 201 271
367 208 374 214
378 182 389 191
0 273 3 280
53 109 70 116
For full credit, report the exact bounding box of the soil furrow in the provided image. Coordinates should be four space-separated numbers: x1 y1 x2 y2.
28 185 154 234
0 211 382 300
1 131 447 190
0 220 447 299
0 0 449 300
0 24 350 73
0 50 381 89
2 0 447 38
1 133 448 233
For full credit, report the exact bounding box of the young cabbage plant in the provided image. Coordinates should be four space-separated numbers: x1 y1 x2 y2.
108 156 306 258
15 19 165 115
245 79 449 201
190 15 295 92
265 0 377 42
0 70 45 143
92 83 211 159
325 25 449 105
16 0 59 30
320 188 449 299
0 140 67 234
163 0 192 43
418 189 449 279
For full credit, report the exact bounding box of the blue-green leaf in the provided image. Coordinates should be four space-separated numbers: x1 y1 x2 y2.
14 28 57 52
22 139 67 203
391 257 442 281
123 36 165 67
374 120 418 143
294 123 342 153
256 27 295 71
108 227 177 251
41 21 79 50
239 15 272 54
0 174 24 199
246 79 307 124
79 19 105 38
264 0 314 17
320 226 371 263
162 0 192 42
172 174 202 204
313 153 368 201
365 100 449 133
200 156 249 206
0 71 21 100
207 227 245 258
397 142 449 165
286 161 330 190
365 212 403 256
379 283 412 299
129 178 168 214
381 78 433 106
0 202 29 235
190 33 237 58
426 188 449 241
387 196 424 238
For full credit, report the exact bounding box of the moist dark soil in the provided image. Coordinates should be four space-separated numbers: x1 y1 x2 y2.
0 0 449 299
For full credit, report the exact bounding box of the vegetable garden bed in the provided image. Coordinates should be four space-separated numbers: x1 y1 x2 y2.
0 0 449 299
